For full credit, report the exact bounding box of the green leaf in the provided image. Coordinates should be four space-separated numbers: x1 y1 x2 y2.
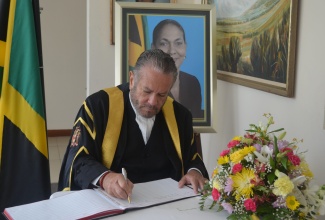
277 131 286 140
255 185 269 193
262 214 277 220
280 157 288 170
273 136 279 166
267 172 276 184
269 156 275 169
267 128 284 134
256 203 274 213
227 214 252 220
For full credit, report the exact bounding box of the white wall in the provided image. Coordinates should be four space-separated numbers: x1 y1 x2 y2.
87 0 115 96
42 0 325 189
40 0 87 129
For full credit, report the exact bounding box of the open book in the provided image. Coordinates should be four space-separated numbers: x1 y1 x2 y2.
3 178 197 220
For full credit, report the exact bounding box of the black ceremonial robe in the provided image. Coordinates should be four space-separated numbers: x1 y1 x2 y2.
58 83 208 191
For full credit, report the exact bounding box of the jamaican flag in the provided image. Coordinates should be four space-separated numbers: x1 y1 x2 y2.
128 14 150 69
0 0 51 215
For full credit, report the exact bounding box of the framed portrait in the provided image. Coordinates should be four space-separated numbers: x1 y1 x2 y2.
115 2 217 133
110 0 177 45
208 0 298 97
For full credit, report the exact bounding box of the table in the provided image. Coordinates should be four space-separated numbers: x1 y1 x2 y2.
106 196 229 220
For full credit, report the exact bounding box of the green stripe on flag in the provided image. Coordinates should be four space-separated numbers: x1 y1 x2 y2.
8 0 45 119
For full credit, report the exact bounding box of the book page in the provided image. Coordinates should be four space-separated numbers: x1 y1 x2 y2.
4 189 121 220
4 178 196 220
95 178 197 209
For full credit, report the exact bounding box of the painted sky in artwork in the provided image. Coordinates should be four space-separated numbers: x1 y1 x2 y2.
215 0 257 18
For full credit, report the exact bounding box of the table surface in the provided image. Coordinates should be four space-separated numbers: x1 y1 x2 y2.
105 196 229 220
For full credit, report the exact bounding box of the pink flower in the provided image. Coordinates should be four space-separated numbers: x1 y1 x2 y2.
281 147 301 166
288 154 301 165
221 202 234 214
232 163 243 174
212 188 220 201
227 140 240 148
220 149 230 156
244 198 257 212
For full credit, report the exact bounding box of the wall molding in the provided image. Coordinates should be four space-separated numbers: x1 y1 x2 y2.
48 129 72 137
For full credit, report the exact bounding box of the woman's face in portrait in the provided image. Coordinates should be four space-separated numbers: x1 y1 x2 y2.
152 24 187 71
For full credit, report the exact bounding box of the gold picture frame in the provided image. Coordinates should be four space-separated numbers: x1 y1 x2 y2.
110 0 176 45
114 2 217 133
208 0 298 97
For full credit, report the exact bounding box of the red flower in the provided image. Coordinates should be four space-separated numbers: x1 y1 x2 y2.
212 188 220 201
288 154 301 166
232 163 243 174
220 149 230 156
281 147 301 166
244 133 256 139
227 140 240 148
244 198 257 212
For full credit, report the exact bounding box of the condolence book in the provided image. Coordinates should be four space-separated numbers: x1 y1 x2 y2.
3 178 197 220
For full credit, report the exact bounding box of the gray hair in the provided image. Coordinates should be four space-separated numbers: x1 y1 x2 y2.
133 49 177 83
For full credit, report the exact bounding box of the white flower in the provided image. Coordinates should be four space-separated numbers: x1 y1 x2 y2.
244 153 254 162
318 198 325 215
291 175 307 186
253 145 273 163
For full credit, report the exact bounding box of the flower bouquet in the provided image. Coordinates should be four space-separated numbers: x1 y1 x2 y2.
200 114 325 220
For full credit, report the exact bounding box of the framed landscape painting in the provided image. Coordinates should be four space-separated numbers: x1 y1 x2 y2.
208 0 298 97
114 2 217 133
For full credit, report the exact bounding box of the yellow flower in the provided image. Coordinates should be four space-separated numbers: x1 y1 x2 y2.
218 156 229 165
299 161 314 180
251 214 260 220
231 168 255 200
213 179 222 191
211 168 218 178
286 195 300 211
233 136 242 141
230 146 255 164
273 171 294 197
242 146 255 155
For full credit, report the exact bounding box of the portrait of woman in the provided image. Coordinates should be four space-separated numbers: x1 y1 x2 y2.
126 14 206 120
151 19 204 118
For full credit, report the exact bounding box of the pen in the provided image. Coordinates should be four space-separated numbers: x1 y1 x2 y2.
122 167 131 203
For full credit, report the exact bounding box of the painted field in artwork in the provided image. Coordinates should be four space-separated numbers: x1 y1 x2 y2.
215 0 291 83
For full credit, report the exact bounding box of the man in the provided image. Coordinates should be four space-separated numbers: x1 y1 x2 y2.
58 49 209 200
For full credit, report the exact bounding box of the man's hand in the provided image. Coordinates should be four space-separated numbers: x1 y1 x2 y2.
178 169 208 194
101 172 134 200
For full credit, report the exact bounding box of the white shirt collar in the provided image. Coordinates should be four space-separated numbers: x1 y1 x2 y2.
129 93 155 144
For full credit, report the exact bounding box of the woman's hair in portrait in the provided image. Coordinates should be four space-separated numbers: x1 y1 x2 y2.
152 19 187 46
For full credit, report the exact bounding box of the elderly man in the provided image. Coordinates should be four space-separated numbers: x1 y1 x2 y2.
58 49 208 200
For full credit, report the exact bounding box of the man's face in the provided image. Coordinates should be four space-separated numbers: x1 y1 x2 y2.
129 65 174 118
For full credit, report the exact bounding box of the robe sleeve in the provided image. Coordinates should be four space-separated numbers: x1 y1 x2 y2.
175 102 209 179
58 91 110 191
